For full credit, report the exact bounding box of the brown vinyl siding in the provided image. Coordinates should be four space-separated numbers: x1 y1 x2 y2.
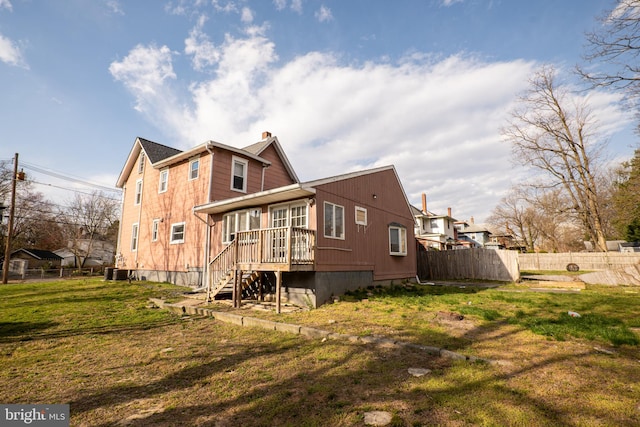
313 169 416 281
259 144 297 189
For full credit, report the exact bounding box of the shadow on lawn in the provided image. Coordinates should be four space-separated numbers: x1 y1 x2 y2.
0 318 180 343
80 329 587 427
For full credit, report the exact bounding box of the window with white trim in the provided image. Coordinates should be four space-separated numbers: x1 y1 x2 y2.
134 179 143 205
158 168 169 193
389 224 407 256
324 202 344 239
222 208 262 243
138 153 145 174
189 157 200 180
355 206 367 226
151 219 160 242
131 223 139 251
170 222 185 244
231 156 248 192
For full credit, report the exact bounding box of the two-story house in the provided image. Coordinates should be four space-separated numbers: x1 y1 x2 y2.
455 218 492 248
115 132 416 308
413 194 459 250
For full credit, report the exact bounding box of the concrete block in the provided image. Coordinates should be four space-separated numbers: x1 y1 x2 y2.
243 316 276 331
299 326 330 339
212 311 244 326
275 322 301 335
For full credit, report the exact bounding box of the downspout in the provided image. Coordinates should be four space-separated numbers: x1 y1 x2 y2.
115 184 125 268
202 143 215 299
135 160 146 269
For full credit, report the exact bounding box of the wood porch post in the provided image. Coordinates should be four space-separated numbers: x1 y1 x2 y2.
275 270 282 314
231 269 238 308
236 269 243 308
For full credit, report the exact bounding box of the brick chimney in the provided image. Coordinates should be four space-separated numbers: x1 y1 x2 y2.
447 207 452 217
421 193 427 214
262 131 272 139
470 216 475 224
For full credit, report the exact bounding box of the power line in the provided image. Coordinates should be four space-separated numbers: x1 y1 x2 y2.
19 162 121 193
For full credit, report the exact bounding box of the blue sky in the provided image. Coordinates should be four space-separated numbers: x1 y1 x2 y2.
0 0 634 222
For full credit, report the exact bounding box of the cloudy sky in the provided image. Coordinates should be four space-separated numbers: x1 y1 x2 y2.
0 0 635 222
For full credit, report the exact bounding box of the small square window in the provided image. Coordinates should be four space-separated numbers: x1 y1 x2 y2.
170 222 185 244
355 206 367 226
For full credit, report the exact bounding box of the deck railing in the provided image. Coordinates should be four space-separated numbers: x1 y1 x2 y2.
208 226 315 291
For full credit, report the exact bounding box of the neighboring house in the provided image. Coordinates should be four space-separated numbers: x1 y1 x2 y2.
619 242 640 253
455 219 492 248
3 248 63 269
55 240 115 267
115 132 416 307
412 194 460 250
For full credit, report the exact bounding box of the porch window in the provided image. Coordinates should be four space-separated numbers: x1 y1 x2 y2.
270 202 308 228
131 223 139 251
389 224 407 256
158 168 169 193
189 157 200 180
231 156 248 192
134 179 143 205
222 208 262 243
324 202 344 239
151 219 160 242
170 222 185 244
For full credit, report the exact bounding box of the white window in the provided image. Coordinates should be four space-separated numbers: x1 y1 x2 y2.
138 153 145 174
131 223 139 251
324 202 344 239
158 168 169 193
189 157 200 180
170 222 185 244
269 203 308 228
134 179 143 205
430 219 439 229
222 209 262 243
389 224 407 256
355 206 367 226
231 156 248 192
151 219 160 242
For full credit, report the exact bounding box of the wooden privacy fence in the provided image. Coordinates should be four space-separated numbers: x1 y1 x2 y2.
518 252 640 271
418 248 520 282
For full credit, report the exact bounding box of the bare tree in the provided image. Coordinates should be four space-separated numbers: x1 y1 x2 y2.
487 187 539 252
502 66 610 251
60 191 119 267
579 0 640 99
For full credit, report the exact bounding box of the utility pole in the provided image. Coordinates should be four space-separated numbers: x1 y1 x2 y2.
2 153 19 284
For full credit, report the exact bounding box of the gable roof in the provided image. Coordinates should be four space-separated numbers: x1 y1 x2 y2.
242 135 299 183
138 138 182 163
193 165 410 216
117 135 299 188
10 248 63 260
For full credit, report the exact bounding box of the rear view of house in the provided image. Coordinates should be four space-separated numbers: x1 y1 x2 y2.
115 133 416 307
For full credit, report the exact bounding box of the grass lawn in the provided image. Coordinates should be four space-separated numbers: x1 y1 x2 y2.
0 278 639 426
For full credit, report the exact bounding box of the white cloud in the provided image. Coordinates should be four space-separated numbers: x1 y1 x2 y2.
241 7 254 23
0 33 28 68
184 15 220 71
442 0 464 6
315 5 333 23
106 0 124 15
112 31 630 222
108 43 178 133
290 0 302 14
0 0 12 12
273 0 286 11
